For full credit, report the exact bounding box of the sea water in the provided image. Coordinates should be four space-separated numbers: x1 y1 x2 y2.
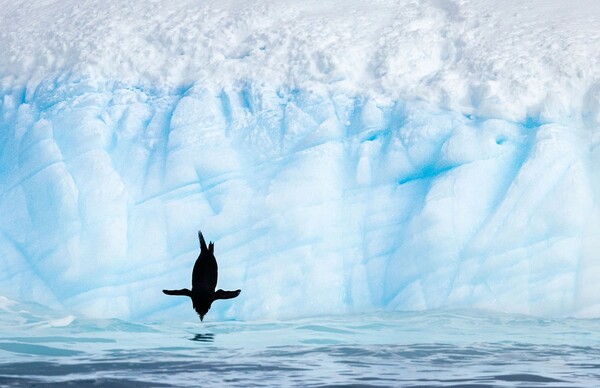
0 304 599 387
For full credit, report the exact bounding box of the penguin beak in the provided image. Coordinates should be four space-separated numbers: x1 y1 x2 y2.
200 315 204 322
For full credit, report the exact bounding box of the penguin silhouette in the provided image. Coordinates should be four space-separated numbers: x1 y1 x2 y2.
163 231 241 321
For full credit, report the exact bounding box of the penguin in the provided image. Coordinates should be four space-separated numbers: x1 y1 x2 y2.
163 231 241 321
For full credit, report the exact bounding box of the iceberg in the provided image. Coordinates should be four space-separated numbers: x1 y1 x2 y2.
1 0 600 321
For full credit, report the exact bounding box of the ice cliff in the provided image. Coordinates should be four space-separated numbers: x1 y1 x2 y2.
1 0 600 320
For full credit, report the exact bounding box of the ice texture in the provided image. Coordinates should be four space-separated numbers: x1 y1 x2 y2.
1 0 600 320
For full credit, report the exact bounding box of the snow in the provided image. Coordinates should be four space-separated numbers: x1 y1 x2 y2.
1 0 600 321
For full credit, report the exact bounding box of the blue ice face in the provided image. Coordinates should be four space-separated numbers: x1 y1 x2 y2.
0 78 597 321
0 0 598 323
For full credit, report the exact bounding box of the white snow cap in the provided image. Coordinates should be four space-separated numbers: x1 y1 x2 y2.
2 0 600 124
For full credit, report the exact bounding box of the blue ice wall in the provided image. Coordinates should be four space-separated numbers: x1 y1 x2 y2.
1 76 599 320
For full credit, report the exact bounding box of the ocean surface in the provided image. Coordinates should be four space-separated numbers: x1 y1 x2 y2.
0 303 599 387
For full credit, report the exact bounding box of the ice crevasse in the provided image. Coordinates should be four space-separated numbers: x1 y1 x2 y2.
1 0 600 320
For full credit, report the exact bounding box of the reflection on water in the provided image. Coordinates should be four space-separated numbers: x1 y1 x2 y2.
190 333 215 342
0 307 599 387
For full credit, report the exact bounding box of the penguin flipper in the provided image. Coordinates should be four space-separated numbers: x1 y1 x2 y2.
163 288 192 296
214 289 241 300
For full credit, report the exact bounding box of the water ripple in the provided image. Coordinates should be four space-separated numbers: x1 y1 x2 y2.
1 309 600 386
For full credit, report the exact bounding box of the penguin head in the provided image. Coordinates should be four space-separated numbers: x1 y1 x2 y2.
192 299 211 322
194 305 209 321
